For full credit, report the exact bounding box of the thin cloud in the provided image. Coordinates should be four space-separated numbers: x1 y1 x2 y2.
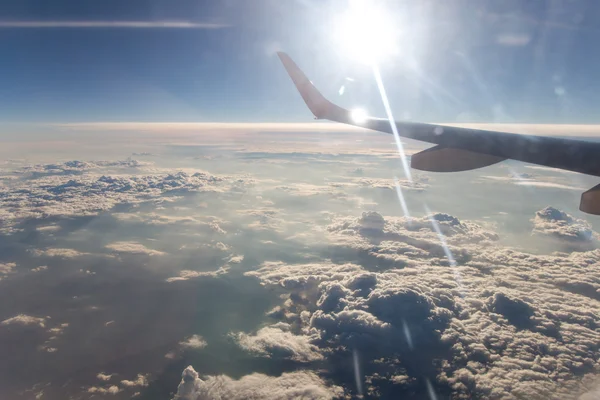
0 20 229 29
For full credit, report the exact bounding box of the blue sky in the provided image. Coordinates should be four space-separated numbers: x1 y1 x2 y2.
1 0 600 123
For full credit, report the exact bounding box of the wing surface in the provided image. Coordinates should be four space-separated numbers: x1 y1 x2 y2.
278 52 600 214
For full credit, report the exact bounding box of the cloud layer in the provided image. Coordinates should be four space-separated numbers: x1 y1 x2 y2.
238 210 600 399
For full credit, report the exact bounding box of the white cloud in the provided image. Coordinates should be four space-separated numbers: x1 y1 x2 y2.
1 314 46 328
0 262 16 277
479 174 584 191
531 206 598 248
515 180 583 190
121 374 149 388
172 365 344 400
97 372 114 382
87 385 121 395
166 266 229 283
32 248 88 258
179 335 207 350
105 241 166 256
234 324 323 362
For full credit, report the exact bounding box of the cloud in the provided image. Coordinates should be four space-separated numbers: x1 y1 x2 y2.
105 241 167 256
19 159 151 178
515 181 583 190
480 174 584 191
354 176 430 192
97 373 114 382
179 335 208 350
32 248 89 258
531 206 598 248
323 211 498 270
234 323 324 362
87 385 121 395
0 165 232 233
86 372 150 397
1 314 46 328
121 374 149 388
0 21 229 29
579 381 600 400
166 266 230 283
3 142 600 400
240 209 600 398
172 366 344 400
0 262 16 279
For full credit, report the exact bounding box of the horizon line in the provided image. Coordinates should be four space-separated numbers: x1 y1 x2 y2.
44 122 600 137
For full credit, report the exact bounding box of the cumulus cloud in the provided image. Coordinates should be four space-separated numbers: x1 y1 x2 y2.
0 165 232 233
531 206 598 248
234 323 324 362
240 209 600 399
121 374 149 388
172 365 344 400
97 372 114 382
322 211 499 271
0 262 16 279
87 385 121 395
87 372 149 395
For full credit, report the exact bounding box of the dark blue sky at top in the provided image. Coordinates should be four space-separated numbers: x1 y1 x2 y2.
1 0 600 123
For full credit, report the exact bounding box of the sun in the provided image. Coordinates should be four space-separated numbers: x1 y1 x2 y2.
332 1 400 66
350 108 368 123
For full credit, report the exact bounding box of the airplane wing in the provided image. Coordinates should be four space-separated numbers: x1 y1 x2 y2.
277 51 600 215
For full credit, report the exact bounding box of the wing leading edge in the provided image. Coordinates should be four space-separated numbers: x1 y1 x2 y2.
277 52 600 215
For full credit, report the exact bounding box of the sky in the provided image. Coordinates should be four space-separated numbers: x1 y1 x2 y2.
2 0 600 124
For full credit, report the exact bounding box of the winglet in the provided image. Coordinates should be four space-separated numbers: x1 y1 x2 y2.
277 52 348 121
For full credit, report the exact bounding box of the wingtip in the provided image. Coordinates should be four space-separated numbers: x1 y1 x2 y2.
277 52 325 119
277 52 351 123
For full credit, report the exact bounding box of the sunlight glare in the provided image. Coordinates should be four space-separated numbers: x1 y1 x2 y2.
350 108 368 123
333 0 399 65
